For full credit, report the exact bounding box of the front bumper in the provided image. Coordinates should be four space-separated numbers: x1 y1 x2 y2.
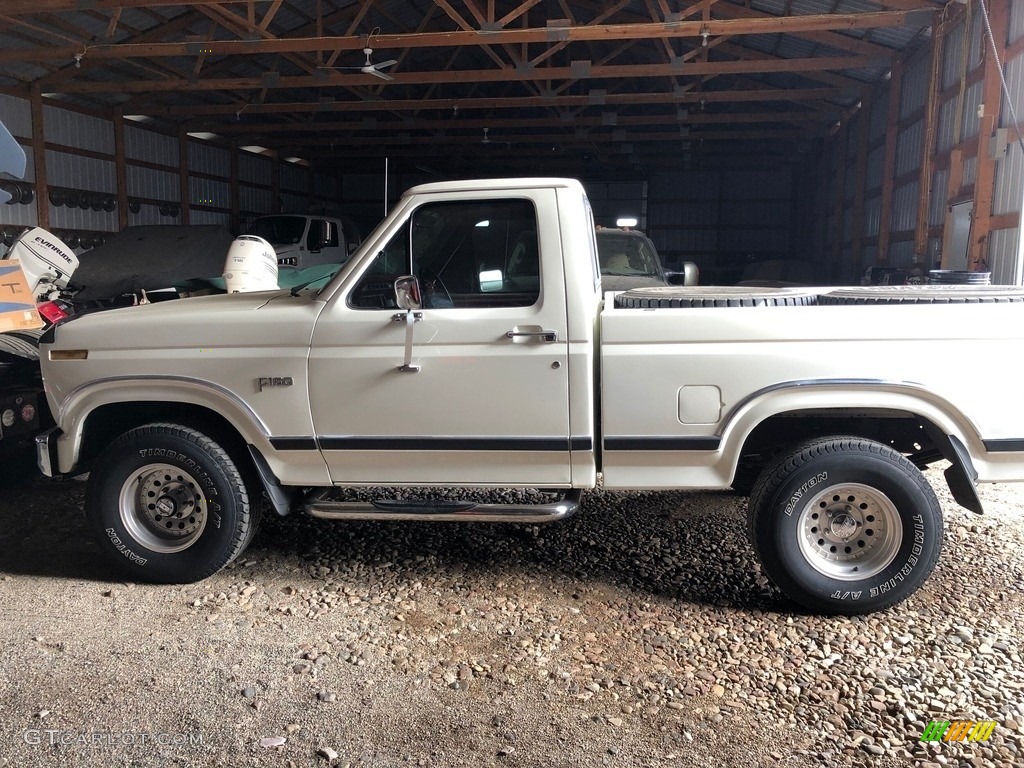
35 426 62 477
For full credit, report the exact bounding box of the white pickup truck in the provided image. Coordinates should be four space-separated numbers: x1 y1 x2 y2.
35 178 1024 615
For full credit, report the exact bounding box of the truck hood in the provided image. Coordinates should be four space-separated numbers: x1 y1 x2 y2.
47 289 320 353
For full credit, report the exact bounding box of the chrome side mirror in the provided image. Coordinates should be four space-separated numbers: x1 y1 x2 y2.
394 275 422 311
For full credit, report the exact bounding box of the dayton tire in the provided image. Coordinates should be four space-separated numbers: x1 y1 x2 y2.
748 436 942 615
86 423 257 583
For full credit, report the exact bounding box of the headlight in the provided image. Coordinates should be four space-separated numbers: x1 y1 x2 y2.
1 409 14 428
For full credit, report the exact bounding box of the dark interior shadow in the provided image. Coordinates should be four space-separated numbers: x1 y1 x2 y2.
0 476 786 610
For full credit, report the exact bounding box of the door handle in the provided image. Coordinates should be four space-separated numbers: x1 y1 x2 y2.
506 329 558 343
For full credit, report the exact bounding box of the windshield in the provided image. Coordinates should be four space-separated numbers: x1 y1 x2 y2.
248 216 307 246
596 232 661 277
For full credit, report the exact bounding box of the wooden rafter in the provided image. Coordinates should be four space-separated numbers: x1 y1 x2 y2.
0 11 930 65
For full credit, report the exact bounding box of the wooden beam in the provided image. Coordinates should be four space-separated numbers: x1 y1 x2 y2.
0 11 933 64
62 55 883 93
178 126 190 225
940 147 964 269
968 0 1008 272
229 143 239 233
831 120 848 269
113 113 128 231
145 86 856 118
850 100 872 271
914 19 944 260
209 110 833 135
876 60 904 263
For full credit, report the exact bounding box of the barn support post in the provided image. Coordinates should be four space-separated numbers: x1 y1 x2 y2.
29 85 49 230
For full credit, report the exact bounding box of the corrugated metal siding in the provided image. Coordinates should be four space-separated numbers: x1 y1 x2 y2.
861 243 878 265
988 228 1019 284
866 146 885 191
128 203 170 227
189 210 231 226
281 165 308 193
961 80 983 139
936 98 958 152
239 186 273 214
313 173 337 198
844 162 856 202
649 171 720 199
969 7 985 69
189 177 229 208
930 168 949 226
900 55 929 119
718 226 787 252
239 153 273 185
649 201 718 227
869 89 888 142
281 191 308 212
993 144 1024 215
1011 0 1024 44
655 228 716 253
721 170 790 200
0 94 31 138
864 196 881 237
891 181 919 232
895 120 924 176
188 141 229 177
127 165 179 201
50 204 117 233
888 240 915 268
43 105 113 155
942 22 966 90
1001 54 1024 130
125 125 178 167
341 173 381 200
45 149 116 192
0 191 38 229
963 154 978 186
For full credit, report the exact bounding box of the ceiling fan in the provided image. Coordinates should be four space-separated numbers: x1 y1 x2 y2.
319 47 396 80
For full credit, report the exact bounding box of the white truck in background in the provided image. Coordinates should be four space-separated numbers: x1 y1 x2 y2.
247 213 361 270
35 177 1024 615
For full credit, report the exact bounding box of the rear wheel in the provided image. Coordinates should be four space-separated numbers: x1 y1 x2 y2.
748 436 942 614
86 423 258 583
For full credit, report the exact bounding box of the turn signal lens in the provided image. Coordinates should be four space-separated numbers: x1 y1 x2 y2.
1 409 13 427
20 403 36 423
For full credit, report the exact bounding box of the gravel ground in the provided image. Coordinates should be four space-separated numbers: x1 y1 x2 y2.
1 465 1023 768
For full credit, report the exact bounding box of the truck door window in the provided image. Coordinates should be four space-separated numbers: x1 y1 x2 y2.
349 198 540 310
249 215 305 245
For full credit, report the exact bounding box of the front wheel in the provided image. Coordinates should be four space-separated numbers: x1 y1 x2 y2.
86 423 258 583
748 436 942 615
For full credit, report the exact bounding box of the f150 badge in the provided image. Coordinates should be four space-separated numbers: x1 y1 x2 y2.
257 376 293 391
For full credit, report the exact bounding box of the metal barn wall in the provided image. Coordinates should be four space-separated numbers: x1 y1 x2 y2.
823 0 1024 284
1 93 332 256
646 168 793 283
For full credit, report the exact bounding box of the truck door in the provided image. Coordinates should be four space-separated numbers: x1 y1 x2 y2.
307 191 572 486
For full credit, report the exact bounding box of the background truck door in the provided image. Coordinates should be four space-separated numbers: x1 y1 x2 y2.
308 191 572 486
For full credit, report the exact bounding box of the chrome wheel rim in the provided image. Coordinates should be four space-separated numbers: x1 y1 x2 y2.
119 463 207 553
796 483 902 581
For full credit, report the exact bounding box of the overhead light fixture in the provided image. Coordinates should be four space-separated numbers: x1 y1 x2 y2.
700 26 710 47
616 217 638 228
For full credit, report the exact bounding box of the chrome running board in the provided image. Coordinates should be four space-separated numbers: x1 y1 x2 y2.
304 489 581 523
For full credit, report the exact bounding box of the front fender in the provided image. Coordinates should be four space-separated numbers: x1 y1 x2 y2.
51 376 330 485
